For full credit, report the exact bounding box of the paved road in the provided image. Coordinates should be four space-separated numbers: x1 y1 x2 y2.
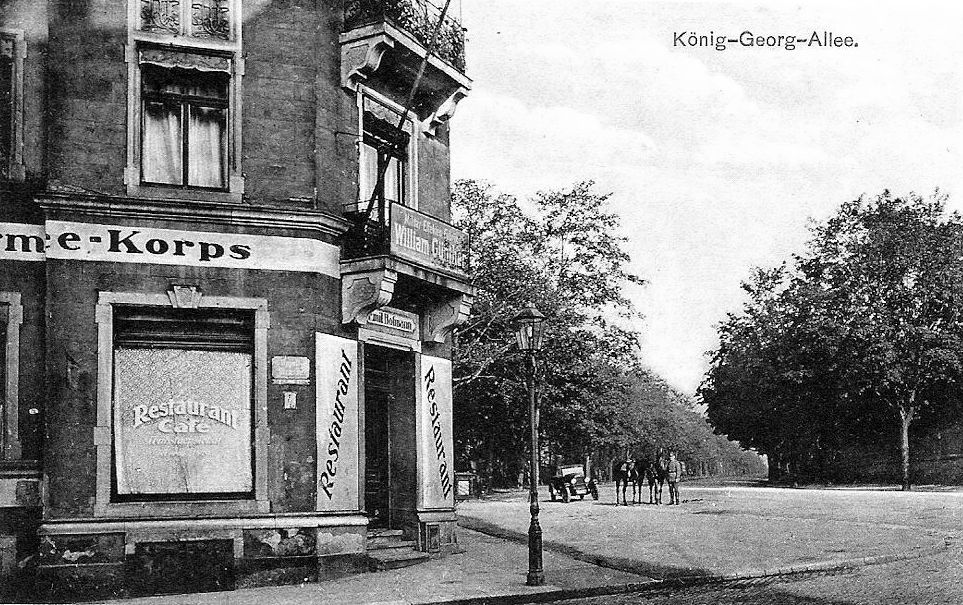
556 546 963 604
457 480 962 581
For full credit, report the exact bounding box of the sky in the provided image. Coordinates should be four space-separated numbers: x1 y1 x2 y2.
450 0 963 395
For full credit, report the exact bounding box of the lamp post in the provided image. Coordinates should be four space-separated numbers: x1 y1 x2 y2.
512 303 546 587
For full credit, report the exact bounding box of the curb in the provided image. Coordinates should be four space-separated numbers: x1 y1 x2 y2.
436 516 951 605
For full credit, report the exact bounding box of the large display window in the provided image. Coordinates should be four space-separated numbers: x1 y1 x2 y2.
112 307 254 498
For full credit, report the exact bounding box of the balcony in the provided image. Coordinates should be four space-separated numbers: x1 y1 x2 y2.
341 0 471 130
344 0 465 72
341 202 472 342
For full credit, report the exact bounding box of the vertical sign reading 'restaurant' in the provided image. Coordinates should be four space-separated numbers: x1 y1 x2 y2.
316 334 360 511
420 356 455 508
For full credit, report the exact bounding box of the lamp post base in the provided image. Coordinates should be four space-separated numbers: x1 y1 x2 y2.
526 571 545 586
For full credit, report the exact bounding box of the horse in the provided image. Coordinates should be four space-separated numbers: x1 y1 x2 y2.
612 458 634 505
652 454 669 504
631 459 648 504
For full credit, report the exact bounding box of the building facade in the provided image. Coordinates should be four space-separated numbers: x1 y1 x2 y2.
0 0 471 598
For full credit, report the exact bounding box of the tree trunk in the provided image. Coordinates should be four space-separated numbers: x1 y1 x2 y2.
899 405 917 491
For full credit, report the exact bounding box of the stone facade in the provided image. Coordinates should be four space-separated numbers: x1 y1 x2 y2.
0 0 471 600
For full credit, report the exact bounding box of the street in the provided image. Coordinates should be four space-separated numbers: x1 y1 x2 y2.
457 479 963 603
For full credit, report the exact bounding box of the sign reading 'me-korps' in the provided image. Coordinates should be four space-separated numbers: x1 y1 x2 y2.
419 356 455 508
0 220 339 276
316 334 360 511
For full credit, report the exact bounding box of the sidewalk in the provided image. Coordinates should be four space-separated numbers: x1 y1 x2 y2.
112 528 654 605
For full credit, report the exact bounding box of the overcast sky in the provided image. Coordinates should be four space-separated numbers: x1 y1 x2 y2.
450 0 963 395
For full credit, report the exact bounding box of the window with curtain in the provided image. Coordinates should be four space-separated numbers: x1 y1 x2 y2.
141 65 228 189
359 110 409 213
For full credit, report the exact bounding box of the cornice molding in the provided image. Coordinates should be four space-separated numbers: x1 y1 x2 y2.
36 193 351 238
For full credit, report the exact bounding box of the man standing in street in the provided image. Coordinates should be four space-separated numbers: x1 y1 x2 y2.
667 452 683 505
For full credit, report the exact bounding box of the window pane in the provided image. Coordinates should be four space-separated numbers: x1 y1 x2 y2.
187 105 226 188
384 156 402 205
113 348 253 495
359 141 379 202
142 100 183 184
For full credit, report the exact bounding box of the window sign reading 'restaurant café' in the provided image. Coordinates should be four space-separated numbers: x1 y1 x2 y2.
114 348 253 495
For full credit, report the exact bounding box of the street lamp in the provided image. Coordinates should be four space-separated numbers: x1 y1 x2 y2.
512 303 546 586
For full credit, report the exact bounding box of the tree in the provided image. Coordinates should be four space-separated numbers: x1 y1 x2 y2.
703 191 963 489
450 180 645 485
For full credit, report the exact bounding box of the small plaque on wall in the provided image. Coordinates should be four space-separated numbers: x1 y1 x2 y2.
272 356 310 385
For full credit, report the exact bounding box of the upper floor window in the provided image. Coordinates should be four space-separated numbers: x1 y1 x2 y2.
142 65 228 189
360 111 409 207
127 1 242 199
0 30 25 182
358 93 416 211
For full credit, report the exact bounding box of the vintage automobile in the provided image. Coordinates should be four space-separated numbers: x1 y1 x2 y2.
548 464 599 502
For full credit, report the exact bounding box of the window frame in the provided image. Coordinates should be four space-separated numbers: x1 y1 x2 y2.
355 88 419 213
139 65 230 190
0 292 22 461
0 29 26 182
94 291 269 517
125 0 243 202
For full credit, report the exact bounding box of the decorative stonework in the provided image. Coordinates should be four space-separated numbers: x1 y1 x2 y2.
192 0 231 40
341 270 398 325
427 87 469 136
167 285 202 309
141 0 180 35
341 36 395 92
422 292 471 344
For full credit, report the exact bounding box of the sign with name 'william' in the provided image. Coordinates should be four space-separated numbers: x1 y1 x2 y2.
390 205 468 275
0 221 339 276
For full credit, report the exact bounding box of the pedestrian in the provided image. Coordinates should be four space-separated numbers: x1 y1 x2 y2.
667 452 683 505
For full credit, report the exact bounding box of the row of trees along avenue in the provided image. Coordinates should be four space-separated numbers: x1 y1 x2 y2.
451 180 766 488
701 191 963 490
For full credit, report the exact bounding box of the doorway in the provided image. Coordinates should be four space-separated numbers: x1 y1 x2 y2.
363 345 416 529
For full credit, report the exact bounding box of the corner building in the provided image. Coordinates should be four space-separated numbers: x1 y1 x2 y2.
0 0 472 598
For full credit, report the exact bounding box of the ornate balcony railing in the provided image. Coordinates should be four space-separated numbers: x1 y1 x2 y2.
343 0 466 72
343 202 469 277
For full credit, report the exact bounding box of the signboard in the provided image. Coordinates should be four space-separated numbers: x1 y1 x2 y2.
366 307 419 338
0 221 340 276
0 222 45 261
419 356 455 508
113 348 253 495
316 334 360 511
272 356 310 385
390 205 468 275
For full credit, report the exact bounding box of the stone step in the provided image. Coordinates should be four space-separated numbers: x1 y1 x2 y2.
366 548 430 571
366 537 418 550
367 528 404 539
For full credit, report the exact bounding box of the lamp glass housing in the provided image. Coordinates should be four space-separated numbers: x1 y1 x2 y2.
512 305 545 352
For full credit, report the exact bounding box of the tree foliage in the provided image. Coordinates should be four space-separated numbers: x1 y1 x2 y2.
452 179 765 485
702 191 963 488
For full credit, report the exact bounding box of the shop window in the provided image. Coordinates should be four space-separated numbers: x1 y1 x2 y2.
359 110 409 208
0 30 25 182
141 65 229 189
112 307 254 499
